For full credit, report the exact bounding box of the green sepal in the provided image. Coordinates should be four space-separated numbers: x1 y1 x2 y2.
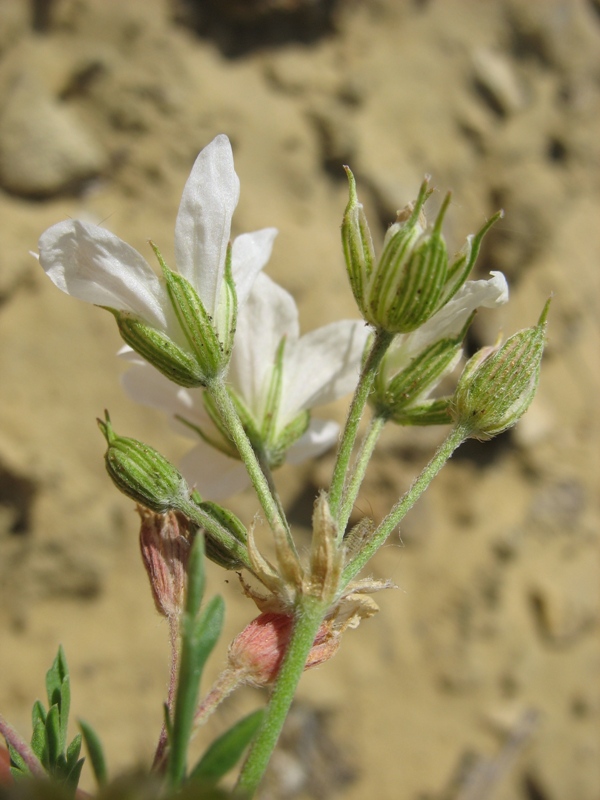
196 501 248 570
217 242 238 359
388 397 453 427
453 300 549 440
341 167 374 318
268 409 310 468
384 232 447 333
111 310 207 388
189 709 265 785
374 189 449 334
372 338 465 423
159 258 224 383
260 337 286 445
370 178 433 331
79 719 108 787
98 411 189 512
438 210 504 309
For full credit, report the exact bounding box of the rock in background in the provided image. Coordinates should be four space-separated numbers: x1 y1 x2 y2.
0 1 598 798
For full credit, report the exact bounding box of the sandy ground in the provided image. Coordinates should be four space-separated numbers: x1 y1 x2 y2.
0 1 599 798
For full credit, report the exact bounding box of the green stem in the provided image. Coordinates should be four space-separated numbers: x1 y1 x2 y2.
329 328 394 534
256 446 290 537
234 596 327 798
207 379 292 546
342 423 469 586
338 414 386 535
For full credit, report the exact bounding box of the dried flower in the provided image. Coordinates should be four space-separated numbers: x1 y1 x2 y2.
138 507 191 619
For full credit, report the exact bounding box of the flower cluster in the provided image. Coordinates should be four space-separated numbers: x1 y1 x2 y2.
28 132 549 796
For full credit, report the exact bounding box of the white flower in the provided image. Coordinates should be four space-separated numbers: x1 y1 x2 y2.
38 134 277 382
372 271 509 422
122 272 370 499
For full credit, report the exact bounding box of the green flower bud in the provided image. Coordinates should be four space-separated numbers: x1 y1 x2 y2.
112 312 207 388
193 497 248 570
452 301 549 440
341 169 503 334
98 411 189 511
152 242 235 384
371 333 465 426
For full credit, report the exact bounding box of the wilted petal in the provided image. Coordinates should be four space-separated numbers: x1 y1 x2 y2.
286 419 340 464
174 134 240 318
282 320 370 422
179 445 249 500
38 220 171 330
228 272 299 413
232 228 278 307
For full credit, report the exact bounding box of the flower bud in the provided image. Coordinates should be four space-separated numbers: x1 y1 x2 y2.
112 312 207 388
138 507 191 618
98 411 189 511
452 300 549 440
227 612 339 688
195 498 249 570
341 170 503 334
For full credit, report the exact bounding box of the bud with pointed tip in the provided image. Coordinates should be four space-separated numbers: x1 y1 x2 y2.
342 168 503 334
98 411 189 511
452 300 549 440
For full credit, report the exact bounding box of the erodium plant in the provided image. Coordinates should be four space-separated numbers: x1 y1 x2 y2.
1 135 548 799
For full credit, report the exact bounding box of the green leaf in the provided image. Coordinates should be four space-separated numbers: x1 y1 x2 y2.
167 531 224 790
45 705 61 768
30 717 47 763
65 757 85 789
8 743 29 777
79 719 108 787
185 530 206 619
65 734 82 769
190 595 224 664
189 710 264 785
45 647 68 710
32 700 47 730
59 676 70 753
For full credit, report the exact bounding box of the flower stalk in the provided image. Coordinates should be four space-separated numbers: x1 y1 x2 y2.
234 596 328 798
328 328 394 535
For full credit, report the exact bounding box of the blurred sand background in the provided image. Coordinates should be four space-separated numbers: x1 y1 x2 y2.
0 1 598 798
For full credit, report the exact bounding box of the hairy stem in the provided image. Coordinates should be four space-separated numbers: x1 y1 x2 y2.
207 379 293 548
343 423 470 585
234 597 326 798
338 414 386 535
329 329 394 535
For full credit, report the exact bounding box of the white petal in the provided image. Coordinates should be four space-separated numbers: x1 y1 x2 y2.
179 445 250 500
174 134 240 318
286 419 340 464
228 272 299 414
231 228 278 307
120 359 199 420
282 320 370 421
38 220 170 330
